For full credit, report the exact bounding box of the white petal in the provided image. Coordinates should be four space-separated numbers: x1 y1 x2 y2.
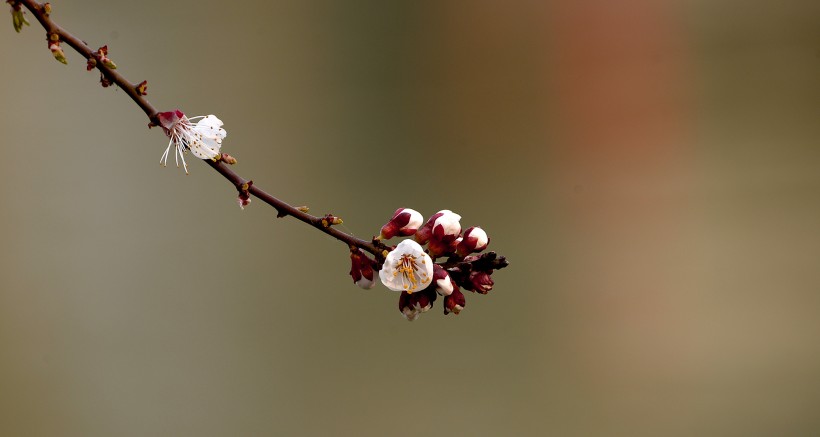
434 212 462 236
189 142 220 159
470 227 489 247
403 209 424 230
356 277 375 289
435 278 454 296
197 115 224 129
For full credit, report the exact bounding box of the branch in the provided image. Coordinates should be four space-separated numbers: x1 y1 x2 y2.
14 0 384 259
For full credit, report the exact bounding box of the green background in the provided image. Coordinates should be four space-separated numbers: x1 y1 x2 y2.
1 0 819 435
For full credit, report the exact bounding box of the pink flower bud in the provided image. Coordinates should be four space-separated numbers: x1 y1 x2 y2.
415 210 452 244
427 237 458 258
432 210 462 243
444 287 466 315
237 181 253 210
350 249 376 289
398 289 437 321
433 265 454 296
237 193 251 209
49 43 67 64
456 226 489 256
465 270 494 294
379 208 423 240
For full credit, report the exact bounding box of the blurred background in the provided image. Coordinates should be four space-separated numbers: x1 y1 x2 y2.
1 0 819 435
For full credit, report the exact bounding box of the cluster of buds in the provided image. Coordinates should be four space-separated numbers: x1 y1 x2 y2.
86 45 118 88
87 45 117 71
349 208 506 321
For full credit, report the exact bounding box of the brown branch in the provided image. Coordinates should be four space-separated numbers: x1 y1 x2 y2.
15 0 383 260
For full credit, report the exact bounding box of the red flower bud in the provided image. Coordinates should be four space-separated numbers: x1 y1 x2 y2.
456 226 489 256
433 265 454 296
427 237 458 258
379 208 423 240
415 211 442 244
465 270 494 294
350 248 376 289
398 288 438 321
444 287 466 315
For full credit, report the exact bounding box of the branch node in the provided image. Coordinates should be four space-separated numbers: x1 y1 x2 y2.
320 214 343 228
220 153 237 165
135 80 148 96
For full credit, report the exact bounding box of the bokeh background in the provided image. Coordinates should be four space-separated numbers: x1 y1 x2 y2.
2 0 819 435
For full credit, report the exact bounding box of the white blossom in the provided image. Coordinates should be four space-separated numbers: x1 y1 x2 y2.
158 110 226 174
379 240 433 293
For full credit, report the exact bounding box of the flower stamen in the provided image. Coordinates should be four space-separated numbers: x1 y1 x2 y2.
392 254 430 293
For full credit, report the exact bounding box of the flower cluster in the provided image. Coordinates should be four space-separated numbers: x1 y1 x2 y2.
349 208 506 321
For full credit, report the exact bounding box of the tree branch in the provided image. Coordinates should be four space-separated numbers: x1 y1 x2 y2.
15 0 384 259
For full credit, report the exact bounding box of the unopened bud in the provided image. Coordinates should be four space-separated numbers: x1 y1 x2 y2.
237 193 251 209
432 210 462 243
433 264 454 296
416 210 461 244
49 43 67 64
220 153 237 165
398 289 437 321
465 270 494 294
135 80 148 96
427 238 458 258
321 214 343 227
237 180 253 209
379 207 423 240
10 6 29 33
350 248 376 289
456 226 489 256
444 287 466 315
99 73 112 87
